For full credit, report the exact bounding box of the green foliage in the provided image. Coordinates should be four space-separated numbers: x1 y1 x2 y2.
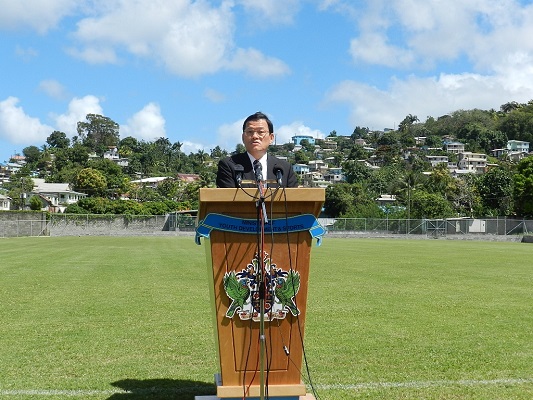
74 168 108 196
513 156 533 217
29 195 42 211
77 113 120 154
46 131 70 149
324 183 355 217
342 160 372 184
346 144 368 161
410 190 455 219
22 145 41 166
65 196 188 215
476 167 513 216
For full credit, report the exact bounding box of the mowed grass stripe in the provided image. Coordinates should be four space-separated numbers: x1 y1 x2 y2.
1 236 533 399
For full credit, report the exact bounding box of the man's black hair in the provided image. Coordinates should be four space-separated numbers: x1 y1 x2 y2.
242 111 273 133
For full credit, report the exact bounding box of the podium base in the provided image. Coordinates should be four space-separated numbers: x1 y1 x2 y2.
194 374 316 400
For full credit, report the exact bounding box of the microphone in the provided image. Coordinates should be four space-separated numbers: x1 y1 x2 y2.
234 164 244 187
273 164 283 187
253 160 263 182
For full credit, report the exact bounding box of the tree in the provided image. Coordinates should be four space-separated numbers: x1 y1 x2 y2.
342 160 371 184
351 126 369 140
22 146 41 165
29 195 42 211
210 145 227 159
77 114 120 154
299 139 315 153
426 163 455 198
513 156 533 217
324 183 355 217
47 131 70 149
410 190 455 219
294 150 309 164
346 144 368 161
398 114 419 133
234 144 246 154
476 167 513 216
88 158 131 197
74 168 108 196
425 135 443 148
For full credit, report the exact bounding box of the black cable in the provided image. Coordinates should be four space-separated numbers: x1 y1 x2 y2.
280 187 322 400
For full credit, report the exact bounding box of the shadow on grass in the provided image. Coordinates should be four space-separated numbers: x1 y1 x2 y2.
108 378 216 400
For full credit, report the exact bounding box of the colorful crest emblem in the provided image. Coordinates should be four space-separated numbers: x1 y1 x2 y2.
223 252 300 321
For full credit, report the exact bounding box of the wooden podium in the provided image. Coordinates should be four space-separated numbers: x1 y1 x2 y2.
196 188 325 400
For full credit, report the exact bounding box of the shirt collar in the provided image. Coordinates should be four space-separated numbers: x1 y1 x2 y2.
247 152 267 173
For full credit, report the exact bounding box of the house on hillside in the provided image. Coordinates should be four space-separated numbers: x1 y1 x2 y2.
426 155 449 168
103 146 129 167
291 135 315 146
324 167 345 183
30 179 87 213
177 173 201 183
292 164 310 178
0 194 11 210
130 177 170 188
303 172 328 188
457 152 487 173
446 142 465 154
507 140 529 153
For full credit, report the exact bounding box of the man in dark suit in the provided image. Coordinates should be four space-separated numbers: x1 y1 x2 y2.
216 112 298 188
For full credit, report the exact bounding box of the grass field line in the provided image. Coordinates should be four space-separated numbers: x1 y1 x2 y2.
2 378 533 397
316 377 533 390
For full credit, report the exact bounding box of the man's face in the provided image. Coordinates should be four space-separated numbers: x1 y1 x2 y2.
242 119 274 159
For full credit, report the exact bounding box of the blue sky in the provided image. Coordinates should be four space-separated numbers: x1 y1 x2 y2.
2 0 533 164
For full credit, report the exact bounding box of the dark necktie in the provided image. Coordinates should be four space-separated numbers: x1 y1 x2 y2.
253 160 263 182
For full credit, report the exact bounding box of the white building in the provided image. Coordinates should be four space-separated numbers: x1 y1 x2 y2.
457 152 487 173
0 194 11 210
446 142 465 154
30 179 87 212
507 140 529 153
425 155 449 168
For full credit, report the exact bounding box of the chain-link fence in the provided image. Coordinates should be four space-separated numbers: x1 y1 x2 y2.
2 214 532 239
324 217 533 238
0 213 197 238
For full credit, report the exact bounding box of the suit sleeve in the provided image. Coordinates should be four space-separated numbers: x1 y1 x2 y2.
285 163 298 188
216 158 236 188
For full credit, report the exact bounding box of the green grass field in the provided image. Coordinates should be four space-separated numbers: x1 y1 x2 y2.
1 236 532 399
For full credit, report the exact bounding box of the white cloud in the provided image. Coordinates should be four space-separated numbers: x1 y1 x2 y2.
68 0 289 78
343 0 533 73
121 103 166 141
15 46 38 62
350 33 414 68
276 121 324 145
38 80 68 100
66 46 119 65
204 88 226 103
53 95 104 136
0 97 54 145
324 0 533 130
0 0 79 34
216 119 244 153
69 1 234 76
237 0 300 25
228 48 291 77
326 67 533 130
181 140 208 155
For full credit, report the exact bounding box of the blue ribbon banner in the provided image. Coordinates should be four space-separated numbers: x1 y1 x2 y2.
195 213 325 246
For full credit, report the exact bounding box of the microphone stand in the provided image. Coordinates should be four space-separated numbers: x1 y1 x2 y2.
254 174 267 400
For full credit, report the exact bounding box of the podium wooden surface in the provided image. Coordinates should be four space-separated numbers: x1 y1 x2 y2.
198 188 324 399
